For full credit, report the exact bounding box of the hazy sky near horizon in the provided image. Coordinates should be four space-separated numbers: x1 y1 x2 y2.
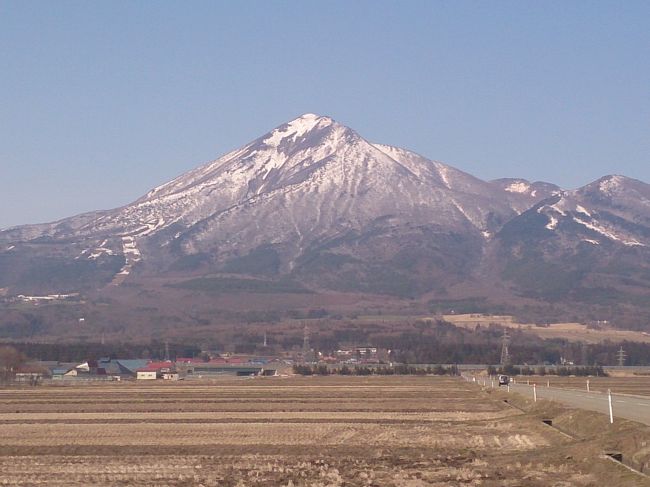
1 1 649 228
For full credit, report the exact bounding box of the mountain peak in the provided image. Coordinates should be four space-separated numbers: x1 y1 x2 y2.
261 113 336 148
297 112 326 121
597 175 629 194
577 174 649 199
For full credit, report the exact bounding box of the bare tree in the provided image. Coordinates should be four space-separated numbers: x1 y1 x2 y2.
0 346 26 384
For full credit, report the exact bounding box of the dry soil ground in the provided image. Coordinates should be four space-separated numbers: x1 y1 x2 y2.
0 376 647 486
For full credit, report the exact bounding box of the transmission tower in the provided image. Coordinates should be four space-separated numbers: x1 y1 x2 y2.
500 330 510 366
616 346 627 367
302 325 311 363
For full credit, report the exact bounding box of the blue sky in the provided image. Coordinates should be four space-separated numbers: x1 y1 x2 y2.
1 1 648 228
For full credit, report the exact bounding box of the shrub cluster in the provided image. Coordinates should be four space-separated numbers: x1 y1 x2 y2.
487 364 607 377
293 364 459 376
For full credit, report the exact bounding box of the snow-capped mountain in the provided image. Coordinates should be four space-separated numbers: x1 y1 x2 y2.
5 114 516 242
0 114 648 309
494 174 650 305
501 175 650 249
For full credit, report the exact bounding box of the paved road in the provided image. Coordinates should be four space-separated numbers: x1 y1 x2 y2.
506 381 650 425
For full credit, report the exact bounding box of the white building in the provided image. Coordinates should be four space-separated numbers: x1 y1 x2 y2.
136 371 157 380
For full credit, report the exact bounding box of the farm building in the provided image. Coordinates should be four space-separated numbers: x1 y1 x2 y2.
111 359 150 377
136 371 157 380
182 363 276 377
136 361 177 380
49 364 81 379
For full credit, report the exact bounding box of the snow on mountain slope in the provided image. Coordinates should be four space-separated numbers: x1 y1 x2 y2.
490 178 560 214
2 114 649 298
5 114 519 248
529 175 650 248
493 175 650 309
167 118 521 261
122 114 516 242
371 144 516 231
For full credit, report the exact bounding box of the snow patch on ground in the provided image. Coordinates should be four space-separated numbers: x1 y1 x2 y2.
538 197 569 219
572 217 645 246
434 163 451 189
451 199 473 225
77 238 117 260
88 248 115 260
122 236 142 260
575 205 592 217
599 175 624 195
582 239 600 245
545 215 558 230
111 236 143 285
505 181 530 193
16 293 78 303
549 199 568 216
263 114 332 147
138 217 166 236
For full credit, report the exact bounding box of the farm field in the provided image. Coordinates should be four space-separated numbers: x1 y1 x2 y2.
441 314 650 344
0 376 646 486
355 313 650 344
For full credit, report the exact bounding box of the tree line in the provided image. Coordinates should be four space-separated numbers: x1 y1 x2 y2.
3 317 650 367
292 364 460 376
4 341 201 363
488 364 607 377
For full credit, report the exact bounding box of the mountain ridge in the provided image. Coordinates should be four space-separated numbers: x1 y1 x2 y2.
1 113 648 331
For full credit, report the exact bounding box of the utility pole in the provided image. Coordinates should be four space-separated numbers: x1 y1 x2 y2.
616 346 627 367
500 330 510 366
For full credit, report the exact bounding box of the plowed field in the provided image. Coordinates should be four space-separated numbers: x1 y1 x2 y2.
0 376 641 486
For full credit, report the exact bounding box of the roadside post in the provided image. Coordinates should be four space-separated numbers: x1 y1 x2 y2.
608 389 614 424
587 380 590 392
533 383 537 402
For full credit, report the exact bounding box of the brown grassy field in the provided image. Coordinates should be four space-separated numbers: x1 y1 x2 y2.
352 313 650 345
0 376 647 486
440 314 650 344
